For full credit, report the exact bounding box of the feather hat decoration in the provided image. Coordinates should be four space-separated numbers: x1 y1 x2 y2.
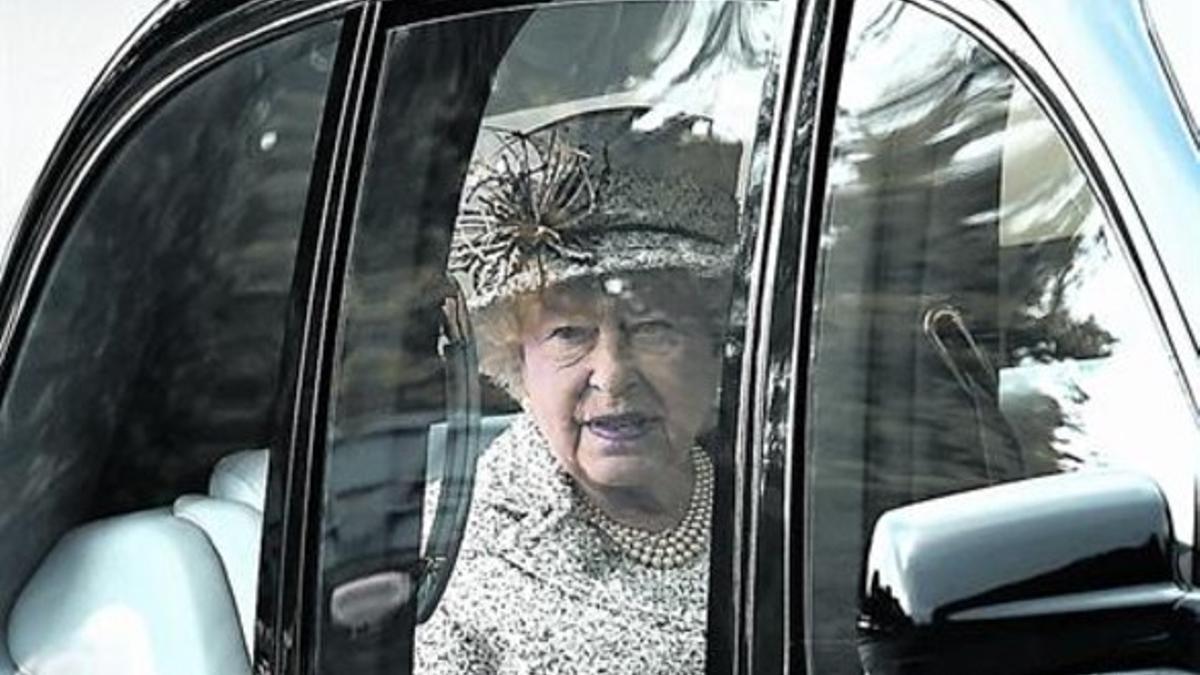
450 107 743 311
449 127 598 292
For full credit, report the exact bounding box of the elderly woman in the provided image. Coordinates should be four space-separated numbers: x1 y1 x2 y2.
416 108 741 674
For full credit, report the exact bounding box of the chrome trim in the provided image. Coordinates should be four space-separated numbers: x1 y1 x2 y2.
785 0 851 672
0 0 360 392
779 0 855 670
83 0 194 115
287 6 383 670
730 0 804 669
1140 0 1200 149
4 0 175 254
904 0 1200 424
736 0 853 670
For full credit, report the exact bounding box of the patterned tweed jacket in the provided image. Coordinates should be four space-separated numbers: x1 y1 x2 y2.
415 413 709 674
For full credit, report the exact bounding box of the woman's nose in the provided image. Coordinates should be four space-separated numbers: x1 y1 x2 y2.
587 328 639 396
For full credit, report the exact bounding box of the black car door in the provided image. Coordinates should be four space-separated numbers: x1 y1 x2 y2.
793 0 1200 673
296 0 812 673
0 4 360 674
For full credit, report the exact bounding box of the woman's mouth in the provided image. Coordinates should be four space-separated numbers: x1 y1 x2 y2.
583 412 657 443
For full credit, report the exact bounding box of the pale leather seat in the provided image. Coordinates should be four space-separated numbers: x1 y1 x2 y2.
172 494 262 654
208 449 269 512
6 417 517 675
6 449 268 675
7 507 253 675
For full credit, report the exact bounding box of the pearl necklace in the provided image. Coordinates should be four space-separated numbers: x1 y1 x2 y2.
579 447 714 569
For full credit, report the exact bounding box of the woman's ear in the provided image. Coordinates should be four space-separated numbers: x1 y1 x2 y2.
494 370 527 409
511 344 529 404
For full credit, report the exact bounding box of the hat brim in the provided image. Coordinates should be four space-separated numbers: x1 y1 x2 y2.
461 230 735 312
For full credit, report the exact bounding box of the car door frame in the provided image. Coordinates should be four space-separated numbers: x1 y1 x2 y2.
0 1 367 673
282 0 844 673
783 0 1200 672
0 0 879 672
727 0 855 672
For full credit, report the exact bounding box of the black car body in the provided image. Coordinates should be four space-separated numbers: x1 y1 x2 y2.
0 0 1196 673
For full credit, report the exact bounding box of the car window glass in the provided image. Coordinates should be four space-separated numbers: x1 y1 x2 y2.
320 2 781 672
803 0 1200 671
0 23 337 674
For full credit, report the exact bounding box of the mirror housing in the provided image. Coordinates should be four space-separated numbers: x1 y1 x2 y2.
858 471 1193 674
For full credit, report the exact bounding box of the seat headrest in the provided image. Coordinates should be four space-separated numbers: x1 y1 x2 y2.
173 496 262 656
7 509 251 675
206 416 516 513
208 449 269 512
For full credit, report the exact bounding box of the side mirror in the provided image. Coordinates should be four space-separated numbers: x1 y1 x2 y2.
858 471 1199 674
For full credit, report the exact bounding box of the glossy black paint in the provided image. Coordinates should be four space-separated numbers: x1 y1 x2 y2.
0 0 355 392
769 0 856 672
13 0 1194 674
2 0 803 673
274 5 383 674
720 0 810 669
729 0 859 668
0 3 360 675
857 471 1196 674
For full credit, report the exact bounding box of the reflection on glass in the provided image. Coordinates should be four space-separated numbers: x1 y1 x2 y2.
0 24 338 673
996 86 1198 535
805 0 1200 672
325 2 780 673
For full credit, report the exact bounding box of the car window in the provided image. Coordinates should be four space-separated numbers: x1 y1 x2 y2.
0 22 337 675
802 0 1200 671
320 2 781 672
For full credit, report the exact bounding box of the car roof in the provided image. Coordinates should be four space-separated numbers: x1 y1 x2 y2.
4 0 1197 345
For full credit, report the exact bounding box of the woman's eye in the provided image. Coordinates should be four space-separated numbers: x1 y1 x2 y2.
631 319 678 343
547 325 594 344
633 319 673 334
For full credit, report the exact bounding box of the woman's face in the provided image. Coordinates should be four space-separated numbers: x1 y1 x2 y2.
518 274 722 493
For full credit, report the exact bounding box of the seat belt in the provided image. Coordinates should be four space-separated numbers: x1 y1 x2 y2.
923 303 1025 482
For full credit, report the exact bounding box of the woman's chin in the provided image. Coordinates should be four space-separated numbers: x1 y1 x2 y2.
576 440 681 488
578 459 654 488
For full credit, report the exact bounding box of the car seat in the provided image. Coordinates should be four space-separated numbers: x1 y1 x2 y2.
4 414 515 675
5 450 268 675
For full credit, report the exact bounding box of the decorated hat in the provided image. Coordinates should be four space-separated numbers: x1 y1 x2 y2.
449 107 743 311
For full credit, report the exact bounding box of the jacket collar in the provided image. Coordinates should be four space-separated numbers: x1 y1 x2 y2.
474 413 575 518
467 413 710 625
